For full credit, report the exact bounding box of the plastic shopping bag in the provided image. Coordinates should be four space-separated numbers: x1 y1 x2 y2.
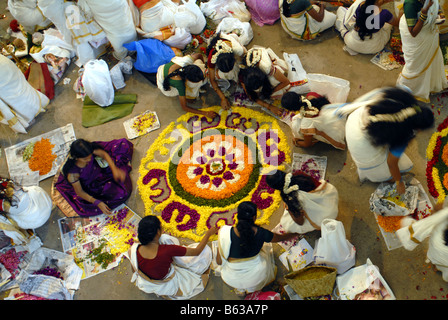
81 59 114 107
163 27 192 50
313 219 356 275
283 52 310 94
307 73 351 103
336 258 396 300
123 38 175 73
216 17 253 46
175 0 206 34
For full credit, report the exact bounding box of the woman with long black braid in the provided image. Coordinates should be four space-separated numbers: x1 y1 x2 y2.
156 53 218 119
214 201 298 296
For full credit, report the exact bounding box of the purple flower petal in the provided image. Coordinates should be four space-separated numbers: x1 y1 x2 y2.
193 167 204 176
196 156 207 164
212 177 223 187
207 149 215 157
223 171 234 180
200 175 210 184
218 147 226 156
228 162 238 170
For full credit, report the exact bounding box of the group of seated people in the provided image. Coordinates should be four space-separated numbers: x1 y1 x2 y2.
4 0 448 301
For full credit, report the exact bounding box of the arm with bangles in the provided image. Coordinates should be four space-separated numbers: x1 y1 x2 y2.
209 67 231 110
408 0 434 37
68 176 112 215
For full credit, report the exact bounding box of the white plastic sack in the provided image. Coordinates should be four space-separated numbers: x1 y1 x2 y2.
110 57 134 90
313 219 356 275
175 0 206 35
163 27 192 49
216 17 253 46
82 59 115 107
7 186 52 230
336 258 396 300
200 0 232 22
307 73 351 103
283 52 310 94
223 0 251 22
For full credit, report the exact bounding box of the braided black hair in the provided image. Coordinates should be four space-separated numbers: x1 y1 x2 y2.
265 170 318 218
236 201 258 256
162 64 205 92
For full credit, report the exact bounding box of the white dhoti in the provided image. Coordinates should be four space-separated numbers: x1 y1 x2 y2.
127 234 212 300
345 106 413 182
280 0 336 41
397 0 448 102
335 0 392 55
280 180 339 234
0 55 49 133
397 207 448 282
213 225 276 294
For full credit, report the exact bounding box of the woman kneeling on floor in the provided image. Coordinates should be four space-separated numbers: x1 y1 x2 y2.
127 215 217 299
55 138 133 216
156 53 217 119
266 170 339 234
213 201 299 296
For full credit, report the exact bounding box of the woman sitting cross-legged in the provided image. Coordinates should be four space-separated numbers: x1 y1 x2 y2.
279 0 338 41
54 138 133 216
335 0 400 55
214 201 299 296
127 215 217 299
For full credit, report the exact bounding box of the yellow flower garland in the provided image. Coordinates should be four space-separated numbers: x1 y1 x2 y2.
137 106 291 242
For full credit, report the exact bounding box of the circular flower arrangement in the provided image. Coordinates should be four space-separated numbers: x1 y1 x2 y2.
138 106 291 241
426 117 448 204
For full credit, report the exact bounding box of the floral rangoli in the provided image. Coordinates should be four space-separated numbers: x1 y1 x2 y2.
426 117 448 204
137 106 291 241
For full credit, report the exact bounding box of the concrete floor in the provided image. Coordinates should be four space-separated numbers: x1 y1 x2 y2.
1 0 448 301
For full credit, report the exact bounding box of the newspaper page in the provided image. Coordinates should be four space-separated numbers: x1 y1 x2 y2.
57 204 141 279
123 110 160 140
292 153 327 180
4 123 76 184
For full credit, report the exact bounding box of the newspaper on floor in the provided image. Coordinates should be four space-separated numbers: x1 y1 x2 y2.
57 204 141 279
123 110 160 140
370 49 402 71
4 123 76 183
278 238 314 272
292 153 327 180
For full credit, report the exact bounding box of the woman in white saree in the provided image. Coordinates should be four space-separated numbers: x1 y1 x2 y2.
213 201 299 295
396 0 448 102
127 215 217 299
335 0 399 55
338 87 434 194
279 0 337 41
266 170 339 234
